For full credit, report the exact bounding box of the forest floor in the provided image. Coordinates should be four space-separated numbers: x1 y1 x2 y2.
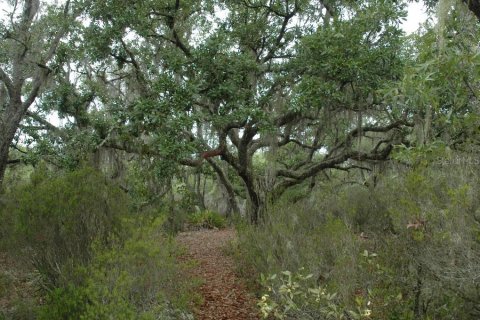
177 228 260 320
0 251 39 316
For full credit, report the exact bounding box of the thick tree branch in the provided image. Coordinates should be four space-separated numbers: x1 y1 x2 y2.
206 157 240 215
119 38 149 95
25 111 63 135
243 0 296 18
228 129 240 147
287 138 324 151
270 119 412 196
262 10 297 63
20 125 49 130
275 144 394 195
247 112 298 155
22 69 50 111
7 159 22 165
164 0 192 57
329 119 412 155
332 164 372 172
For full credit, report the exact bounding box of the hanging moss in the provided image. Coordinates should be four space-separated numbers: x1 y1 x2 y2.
436 0 454 51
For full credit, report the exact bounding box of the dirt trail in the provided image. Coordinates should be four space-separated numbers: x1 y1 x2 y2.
177 229 260 320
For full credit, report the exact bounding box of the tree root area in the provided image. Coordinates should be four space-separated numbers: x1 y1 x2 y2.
177 229 260 320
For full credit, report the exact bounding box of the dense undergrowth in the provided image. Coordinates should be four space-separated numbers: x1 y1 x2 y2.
232 162 480 319
0 166 197 320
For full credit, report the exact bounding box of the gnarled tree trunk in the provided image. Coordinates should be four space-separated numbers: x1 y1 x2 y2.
0 98 26 187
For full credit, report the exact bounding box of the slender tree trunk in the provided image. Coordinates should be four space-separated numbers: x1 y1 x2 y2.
206 158 239 218
194 120 207 210
195 170 206 211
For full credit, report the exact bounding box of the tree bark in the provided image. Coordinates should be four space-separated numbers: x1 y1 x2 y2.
0 143 10 187
0 100 26 187
240 170 262 224
194 170 206 211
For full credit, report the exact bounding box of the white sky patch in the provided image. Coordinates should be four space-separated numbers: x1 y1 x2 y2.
403 2 429 34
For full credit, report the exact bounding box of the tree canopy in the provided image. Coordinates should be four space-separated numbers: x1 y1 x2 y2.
1 0 480 222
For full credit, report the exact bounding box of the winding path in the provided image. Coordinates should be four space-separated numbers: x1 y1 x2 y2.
177 229 260 320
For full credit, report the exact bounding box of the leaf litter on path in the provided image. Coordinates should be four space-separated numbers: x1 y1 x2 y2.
177 229 260 320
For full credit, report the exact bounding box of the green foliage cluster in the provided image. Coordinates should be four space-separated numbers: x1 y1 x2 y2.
188 210 227 229
234 159 480 319
258 269 372 320
125 164 201 234
163 183 198 234
38 219 196 320
1 166 128 288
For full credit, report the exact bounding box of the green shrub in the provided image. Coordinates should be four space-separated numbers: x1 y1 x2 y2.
235 163 480 319
4 166 130 287
39 285 90 320
188 210 227 229
234 201 358 290
39 218 196 320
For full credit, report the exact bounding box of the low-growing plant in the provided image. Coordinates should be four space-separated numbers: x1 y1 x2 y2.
6 299 38 320
258 268 372 320
188 210 227 229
